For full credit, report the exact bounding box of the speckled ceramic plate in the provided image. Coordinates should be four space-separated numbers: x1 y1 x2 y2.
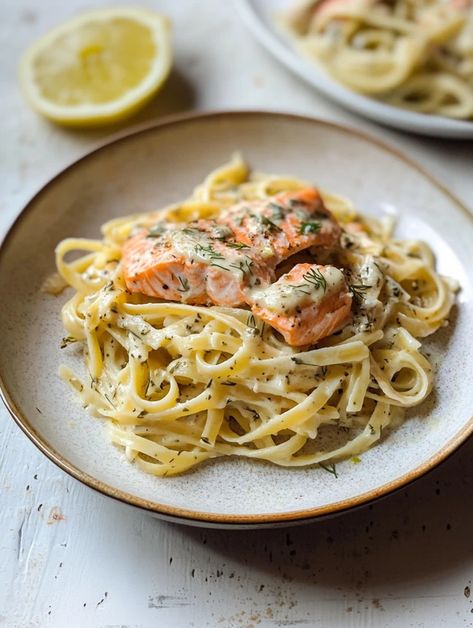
0 111 472 528
237 0 473 139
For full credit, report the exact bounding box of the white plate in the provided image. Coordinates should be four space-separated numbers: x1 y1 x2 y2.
237 0 473 139
0 111 472 528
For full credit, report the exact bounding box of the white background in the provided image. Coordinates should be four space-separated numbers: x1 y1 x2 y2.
1 1 472 626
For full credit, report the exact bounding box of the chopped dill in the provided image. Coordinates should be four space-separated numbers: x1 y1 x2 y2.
349 284 371 302
209 262 229 272
146 224 166 238
226 241 250 250
229 257 253 275
319 462 338 478
268 202 285 220
246 314 259 334
177 275 190 292
195 243 224 260
182 227 200 236
300 221 321 235
291 357 314 366
60 336 78 349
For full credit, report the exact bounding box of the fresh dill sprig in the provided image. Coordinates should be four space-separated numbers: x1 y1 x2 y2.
303 268 327 291
195 243 224 260
288 269 327 294
349 283 371 302
229 257 253 275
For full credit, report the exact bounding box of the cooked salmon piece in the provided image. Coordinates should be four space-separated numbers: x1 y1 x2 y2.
121 192 346 341
121 219 273 307
218 188 341 266
249 263 352 346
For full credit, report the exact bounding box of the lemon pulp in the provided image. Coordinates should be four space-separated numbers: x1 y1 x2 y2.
20 8 172 126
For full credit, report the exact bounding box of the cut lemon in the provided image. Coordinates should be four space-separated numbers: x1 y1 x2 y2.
19 7 172 126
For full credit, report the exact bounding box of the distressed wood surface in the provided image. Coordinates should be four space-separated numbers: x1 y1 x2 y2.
1 1 472 626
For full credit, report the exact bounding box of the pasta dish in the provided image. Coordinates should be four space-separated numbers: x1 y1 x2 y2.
55 156 457 476
282 0 473 120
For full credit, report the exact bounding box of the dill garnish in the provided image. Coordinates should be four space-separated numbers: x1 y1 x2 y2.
128 329 144 341
212 225 233 241
195 243 224 260
300 221 321 235
289 268 328 294
349 284 371 302
209 262 229 271
103 393 116 408
261 215 282 232
229 257 253 275
291 357 314 366
177 275 190 292
247 313 257 329
268 202 285 220
303 268 327 292
61 336 78 349
319 462 338 478
226 242 250 250
251 212 282 232
146 224 166 238
182 227 200 236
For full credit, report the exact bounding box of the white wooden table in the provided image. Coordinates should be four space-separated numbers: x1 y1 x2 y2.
1 1 472 626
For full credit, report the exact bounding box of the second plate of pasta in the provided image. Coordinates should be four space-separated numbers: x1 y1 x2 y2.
237 0 473 138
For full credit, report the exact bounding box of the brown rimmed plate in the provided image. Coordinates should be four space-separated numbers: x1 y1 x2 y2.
1 111 472 528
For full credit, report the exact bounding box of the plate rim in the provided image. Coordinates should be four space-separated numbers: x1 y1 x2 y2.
1 109 472 526
236 0 473 139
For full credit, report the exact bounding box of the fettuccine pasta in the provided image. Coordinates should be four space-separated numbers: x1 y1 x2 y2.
55 155 457 476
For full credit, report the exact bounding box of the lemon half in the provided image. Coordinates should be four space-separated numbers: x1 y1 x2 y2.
19 7 172 126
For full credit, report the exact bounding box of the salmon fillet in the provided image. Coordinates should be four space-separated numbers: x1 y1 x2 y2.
218 188 341 265
121 219 273 307
249 263 352 346
121 192 349 345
